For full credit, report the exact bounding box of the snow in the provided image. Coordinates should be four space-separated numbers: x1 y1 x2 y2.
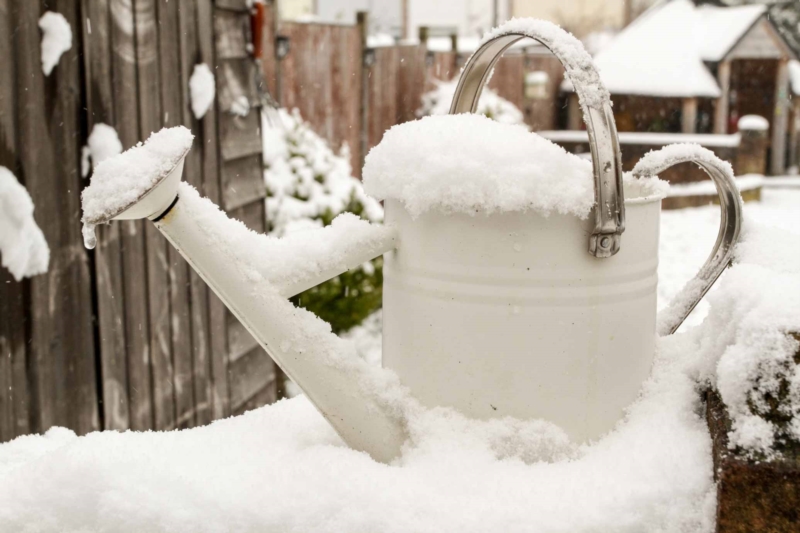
366 33 396 48
694 3 766 62
631 143 734 183
790 60 800 96
189 64 215 119
418 79 524 125
565 0 720 98
83 123 123 178
763 176 800 189
230 95 250 117
737 114 769 132
562 1 766 98
38 11 72 76
363 114 666 219
0 167 49 281
668 174 762 198
263 109 383 236
2 175 799 530
539 130 741 148
484 18 609 110
81 126 194 248
422 35 532 54
179 182 391 297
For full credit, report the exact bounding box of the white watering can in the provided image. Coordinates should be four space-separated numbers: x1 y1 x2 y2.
82 21 742 463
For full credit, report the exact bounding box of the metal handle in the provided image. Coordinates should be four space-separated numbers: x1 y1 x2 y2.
632 147 744 336
449 24 624 257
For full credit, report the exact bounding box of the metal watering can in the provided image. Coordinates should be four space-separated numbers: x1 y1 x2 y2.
86 23 742 463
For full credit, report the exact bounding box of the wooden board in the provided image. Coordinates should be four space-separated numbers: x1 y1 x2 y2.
159 0 195 430
229 346 277 413
200 0 231 421
179 0 213 427
110 0 154 432
83 0 130 431
219 110 262 161
14 0 98 435
137 0 176 431
280 22 362 174
221 153 266 211
0 0 30 441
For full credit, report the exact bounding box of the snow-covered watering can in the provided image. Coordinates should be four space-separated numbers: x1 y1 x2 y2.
81 20 742 463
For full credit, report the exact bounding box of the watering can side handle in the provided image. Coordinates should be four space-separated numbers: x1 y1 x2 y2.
449 29 624 259
632 148 744 336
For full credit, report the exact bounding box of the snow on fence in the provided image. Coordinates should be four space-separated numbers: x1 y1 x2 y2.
0 0 275 443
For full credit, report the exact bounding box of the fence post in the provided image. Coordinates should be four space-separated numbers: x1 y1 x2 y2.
358 11 370 176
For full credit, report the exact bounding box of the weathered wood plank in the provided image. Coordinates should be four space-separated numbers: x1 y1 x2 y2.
217 59 260 116
229 346 277 412
280 22 361 174
228 200 266 233
0 0 28 441
203 0 230 419
137 0 176 431
178 0 213 426
215 0 249 12
221 153 266 211
219 109 262 161
214 9 249 60
232 382 277 416
158 0 195 429
110 0 154 431
83 0 131 431
15 0 99 435
227 314 259 364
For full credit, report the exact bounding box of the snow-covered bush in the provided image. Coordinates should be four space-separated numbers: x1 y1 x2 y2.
262 109 384 333
418 79 525 125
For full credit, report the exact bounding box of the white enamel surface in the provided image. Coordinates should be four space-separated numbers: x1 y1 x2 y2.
382 199 661 443
112 158 185 221
154 200 406 462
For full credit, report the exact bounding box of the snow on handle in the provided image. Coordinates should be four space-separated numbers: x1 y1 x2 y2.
633 143 742 337
481 18 609 110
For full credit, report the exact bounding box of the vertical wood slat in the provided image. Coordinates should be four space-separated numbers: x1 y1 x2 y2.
157 0 195 430
200 0 230 420
178 0 213 427
279 22 362 174
0 0 30 441
13 0 98 435
82 0 130 431
136 0 175 431
111 0 154 432
213 1 275 413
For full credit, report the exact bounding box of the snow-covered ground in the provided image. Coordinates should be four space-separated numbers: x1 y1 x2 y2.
0 189 797 532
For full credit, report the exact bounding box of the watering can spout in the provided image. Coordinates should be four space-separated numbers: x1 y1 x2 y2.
86 146 407 463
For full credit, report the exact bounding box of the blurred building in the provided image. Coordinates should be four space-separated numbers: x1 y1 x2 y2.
279 0 511 40
561 0 798 174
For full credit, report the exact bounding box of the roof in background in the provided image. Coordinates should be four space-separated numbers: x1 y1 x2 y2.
563 0 771 98
694 2 765 61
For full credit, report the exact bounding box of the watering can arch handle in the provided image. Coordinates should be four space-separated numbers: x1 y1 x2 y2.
632 148 744 336
449 26 624 258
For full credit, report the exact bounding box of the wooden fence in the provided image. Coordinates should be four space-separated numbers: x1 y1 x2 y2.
0 0 276 443
260 7 566 176
0 1 567 443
